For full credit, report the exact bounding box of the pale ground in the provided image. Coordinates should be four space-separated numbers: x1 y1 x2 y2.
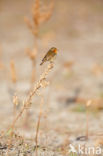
0 0 103 155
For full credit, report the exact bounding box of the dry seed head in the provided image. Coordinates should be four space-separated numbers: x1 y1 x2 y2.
40 63 54 79
32 0 54 25
39 0 54 24
25 63 54 106
32 0 40 26
26 0 54 38
40 79 49 88
36 90 41 96
13 94 18 106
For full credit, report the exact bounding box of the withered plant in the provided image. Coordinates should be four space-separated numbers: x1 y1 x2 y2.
10 60 18 117
35 94 44 156
10 60 17 84
25 0 54 38
25 0 54 83
24 0 55 129
1 62 54 144
12 93 19 117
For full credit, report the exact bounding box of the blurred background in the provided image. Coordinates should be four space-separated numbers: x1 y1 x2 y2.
0 0 103 154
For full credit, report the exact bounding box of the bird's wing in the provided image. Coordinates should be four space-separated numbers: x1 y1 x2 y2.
42 50 50 61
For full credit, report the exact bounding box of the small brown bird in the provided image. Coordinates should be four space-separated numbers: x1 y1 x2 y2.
40 47 58 65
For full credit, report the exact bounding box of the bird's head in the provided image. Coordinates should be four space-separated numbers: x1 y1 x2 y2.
51 47 58 54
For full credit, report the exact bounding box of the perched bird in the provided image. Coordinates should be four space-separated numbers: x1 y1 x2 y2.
40 47 57 65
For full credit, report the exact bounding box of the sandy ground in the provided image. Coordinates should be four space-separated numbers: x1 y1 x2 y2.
0 0 103 155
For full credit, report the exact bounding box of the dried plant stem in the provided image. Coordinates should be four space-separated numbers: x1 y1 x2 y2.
13 105 16 117
25 0 55 82
1 63 54 137
35 96 43 156
24 46 37 127
35 111 42 156
24 0 54 129
10 60 18 119
8 106 25 133
13 94 18 118
86 108 89 140
26 46 37 84
86 100 91 140
10 60 17 84
31 60 36 83
31 33 38 84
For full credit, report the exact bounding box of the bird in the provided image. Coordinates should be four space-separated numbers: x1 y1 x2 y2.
40 47 57 65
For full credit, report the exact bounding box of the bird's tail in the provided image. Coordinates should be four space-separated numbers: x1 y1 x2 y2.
40 61 44 66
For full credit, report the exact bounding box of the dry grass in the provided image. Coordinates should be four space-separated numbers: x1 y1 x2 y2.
0 59 54 154
25 0 54 84
25 0 54 37
12 94 19 117
24 0 55 130
10 60 17 84
35 96 44 156
1 62 54 141
26 47 37 83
